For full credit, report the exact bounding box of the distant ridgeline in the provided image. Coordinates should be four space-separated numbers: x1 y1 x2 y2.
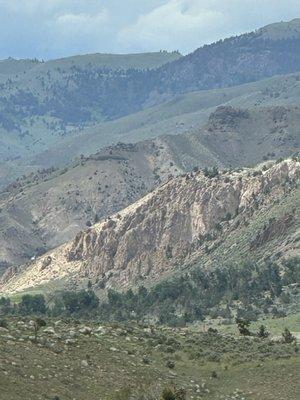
0 27 300 130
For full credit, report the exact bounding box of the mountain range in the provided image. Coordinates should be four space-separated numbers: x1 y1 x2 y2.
0 19 300 186
0 105 299 271
0 18 299 297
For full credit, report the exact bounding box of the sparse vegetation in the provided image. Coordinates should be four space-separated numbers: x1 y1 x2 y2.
0 314 298 400
1 255 297 329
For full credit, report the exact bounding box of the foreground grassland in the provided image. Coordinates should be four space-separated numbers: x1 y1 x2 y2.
213 313 300 338
0 318 299 400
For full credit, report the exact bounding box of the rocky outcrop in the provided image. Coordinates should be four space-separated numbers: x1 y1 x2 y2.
67 160 299 285
1 159 299 295
207 106 250 129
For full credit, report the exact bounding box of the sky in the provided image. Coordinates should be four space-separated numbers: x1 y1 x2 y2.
0 0 299 60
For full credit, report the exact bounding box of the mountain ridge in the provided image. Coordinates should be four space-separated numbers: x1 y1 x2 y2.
0 105 299 270
1 158 299 295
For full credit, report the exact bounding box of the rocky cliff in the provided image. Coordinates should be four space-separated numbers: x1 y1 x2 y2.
1 158 299 295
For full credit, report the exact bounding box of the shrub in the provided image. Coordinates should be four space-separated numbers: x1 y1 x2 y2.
19 294 46 315
113 387 131 400
165 360 175 369
211 370 218 379
236 318 252 336
214 222 222 231
257 325 270 339
223 212 232 221
0 297 11 314
0 319 8 329
203 166 219 178
161 388 176 400
33 318 46 343
207 327 218 334
282 328 296 344
161 387 186 400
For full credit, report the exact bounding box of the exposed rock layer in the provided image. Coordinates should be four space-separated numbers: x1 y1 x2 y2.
1 159 299 294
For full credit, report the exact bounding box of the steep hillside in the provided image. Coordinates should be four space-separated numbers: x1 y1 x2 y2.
0 106 299 270
0 141 177 269
26 73 300 170
1 158 298 295
183 105 300 167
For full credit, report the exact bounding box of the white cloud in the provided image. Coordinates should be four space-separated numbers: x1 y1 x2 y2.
54 10 109 35
43 9 110 56
118 0 300 54
118 0 225 53
0 0 111 58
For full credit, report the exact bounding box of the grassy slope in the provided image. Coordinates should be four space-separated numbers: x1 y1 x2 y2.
214 314 300 337
0 58 39 77
41 52 182 71
203 187 300 267
0 318 299 400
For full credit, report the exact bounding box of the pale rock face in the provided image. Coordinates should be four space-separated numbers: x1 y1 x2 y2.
0 160 299 294
79 327 92 335
43 327 55 335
